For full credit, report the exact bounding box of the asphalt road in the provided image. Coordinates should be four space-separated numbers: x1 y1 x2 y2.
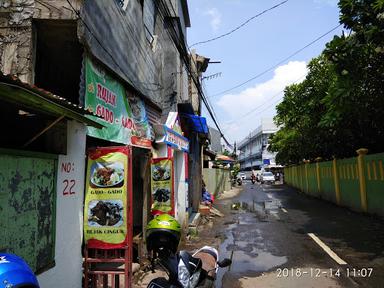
215 181 384 288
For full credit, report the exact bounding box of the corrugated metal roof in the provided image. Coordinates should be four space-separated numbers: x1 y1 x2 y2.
0 73 103 128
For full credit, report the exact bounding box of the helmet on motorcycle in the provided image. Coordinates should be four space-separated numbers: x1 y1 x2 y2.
0 253 40 288
146 214 181 255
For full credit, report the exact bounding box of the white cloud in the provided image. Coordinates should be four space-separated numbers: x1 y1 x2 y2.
204 8 222 31
216 61 308 142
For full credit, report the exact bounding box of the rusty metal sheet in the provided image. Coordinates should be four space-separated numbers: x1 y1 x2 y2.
0 153 56 272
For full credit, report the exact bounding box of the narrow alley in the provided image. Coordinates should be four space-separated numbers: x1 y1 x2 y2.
201 181 384 288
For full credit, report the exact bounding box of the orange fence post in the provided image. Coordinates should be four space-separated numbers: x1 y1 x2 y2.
332 158 341 205
356 148 369 212
315 157 322 196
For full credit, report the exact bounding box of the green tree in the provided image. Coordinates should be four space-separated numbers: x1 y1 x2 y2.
322 0 384 156
270 0 384 164
270 55 336 163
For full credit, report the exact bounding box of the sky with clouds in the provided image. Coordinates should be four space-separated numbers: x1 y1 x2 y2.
186 0 342 146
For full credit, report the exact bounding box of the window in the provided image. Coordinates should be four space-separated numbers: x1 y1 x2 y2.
143 0 156 43
34 20 83 105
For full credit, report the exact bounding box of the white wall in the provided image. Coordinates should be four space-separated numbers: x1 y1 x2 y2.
174 150 187 228
38 120 86 288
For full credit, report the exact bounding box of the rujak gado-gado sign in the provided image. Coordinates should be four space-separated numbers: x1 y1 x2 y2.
151 158 174 215
85 57 152 146
84 147 129 248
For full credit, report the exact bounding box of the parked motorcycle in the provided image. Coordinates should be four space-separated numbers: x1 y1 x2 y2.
236 176 242 186
0 253 40 288
146 214 232 288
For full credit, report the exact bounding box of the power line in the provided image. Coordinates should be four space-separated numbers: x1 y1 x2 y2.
210 23 342 98
224 74 306 125
65 0 162 92
69 0 231 146
166 13 230 147
157 0 233 147
189 0 289 48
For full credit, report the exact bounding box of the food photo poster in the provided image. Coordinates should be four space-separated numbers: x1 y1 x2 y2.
150 158 174 215
84 147 129 248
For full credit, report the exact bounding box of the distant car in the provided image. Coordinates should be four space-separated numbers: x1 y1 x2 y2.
260 172 275 184
238 172 246 180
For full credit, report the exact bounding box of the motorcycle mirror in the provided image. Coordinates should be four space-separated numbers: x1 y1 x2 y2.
217 258 232 268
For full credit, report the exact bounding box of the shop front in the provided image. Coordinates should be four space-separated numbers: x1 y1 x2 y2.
82 56 156 287
152 112 190 229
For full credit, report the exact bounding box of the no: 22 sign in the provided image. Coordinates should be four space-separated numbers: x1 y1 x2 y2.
63 179 76 195
61 161 76 196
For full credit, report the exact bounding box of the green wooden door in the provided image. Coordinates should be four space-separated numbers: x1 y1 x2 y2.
0 150 57 273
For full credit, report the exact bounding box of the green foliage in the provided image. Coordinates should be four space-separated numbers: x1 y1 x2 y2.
231 163 240 178
270 0 384 164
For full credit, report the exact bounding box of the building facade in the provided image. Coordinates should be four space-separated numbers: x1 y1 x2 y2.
0 0 204 287
238 119 278 170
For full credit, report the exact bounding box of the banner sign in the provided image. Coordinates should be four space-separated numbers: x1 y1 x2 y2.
164 126 189 152
151 158 174 215
85 57 152 147
127 93 154 148
84 147 129 248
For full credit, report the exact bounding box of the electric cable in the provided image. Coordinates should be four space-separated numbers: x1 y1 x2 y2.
157 0 232 146
66 0 232 147
65 0 162 92
210 23 342 98
189 0 289 48
224 74 306 125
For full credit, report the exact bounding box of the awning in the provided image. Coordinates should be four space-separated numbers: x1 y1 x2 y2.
216 154 235 163
179 113 209 135
0 74 103 128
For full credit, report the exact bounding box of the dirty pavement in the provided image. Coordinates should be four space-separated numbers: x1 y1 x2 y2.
134 181 384 288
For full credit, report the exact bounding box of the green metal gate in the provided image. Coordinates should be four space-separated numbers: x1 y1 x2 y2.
0 149 57 273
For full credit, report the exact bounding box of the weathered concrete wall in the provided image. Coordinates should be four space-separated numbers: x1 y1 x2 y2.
174 150 188 229
81 0 187 116
0 0 80 83
37 120 87 288
203 168 232 198
0 1 33 82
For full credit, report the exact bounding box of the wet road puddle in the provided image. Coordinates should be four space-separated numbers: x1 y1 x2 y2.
231 199 282 222
216 201 289 287
222 200 288 272
229 250 287 273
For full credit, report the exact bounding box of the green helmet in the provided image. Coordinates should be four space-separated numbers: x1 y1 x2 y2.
146 213 181 232
146 214 181 255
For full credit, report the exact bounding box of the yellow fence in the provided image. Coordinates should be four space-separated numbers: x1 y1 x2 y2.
284 149 384 217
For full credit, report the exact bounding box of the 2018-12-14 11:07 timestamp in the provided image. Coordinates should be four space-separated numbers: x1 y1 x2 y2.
276 267 373 278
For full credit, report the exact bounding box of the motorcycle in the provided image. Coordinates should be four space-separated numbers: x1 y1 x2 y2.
146 214 232 288
0 253 40 288
251 174 256 184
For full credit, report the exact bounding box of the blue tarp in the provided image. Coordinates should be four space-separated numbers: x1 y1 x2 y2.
181 114 209 134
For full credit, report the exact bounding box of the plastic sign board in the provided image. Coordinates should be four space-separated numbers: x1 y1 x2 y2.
263 159 271 165
164 126 189 152
85 57 153 148
84 147 129 248
150 158 174 215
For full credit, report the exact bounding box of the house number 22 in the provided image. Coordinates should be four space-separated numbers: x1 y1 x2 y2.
61 162 76 196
